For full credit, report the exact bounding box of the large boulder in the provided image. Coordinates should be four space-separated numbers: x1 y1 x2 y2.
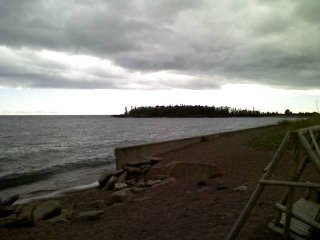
107 190 127 206
33 200 62 222
102 176 117 190
0 205 18 218
163 161 222 180
98 169 124 188
0 194 19 206
3 204 35 228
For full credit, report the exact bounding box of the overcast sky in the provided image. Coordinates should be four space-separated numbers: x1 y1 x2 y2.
1 0 320 114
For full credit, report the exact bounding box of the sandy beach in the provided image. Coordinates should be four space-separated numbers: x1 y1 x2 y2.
1 125 319 240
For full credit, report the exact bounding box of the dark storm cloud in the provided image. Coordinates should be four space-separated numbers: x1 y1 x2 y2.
0 0 319 90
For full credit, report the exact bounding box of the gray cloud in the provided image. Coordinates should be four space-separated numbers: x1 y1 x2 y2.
0 0 319 90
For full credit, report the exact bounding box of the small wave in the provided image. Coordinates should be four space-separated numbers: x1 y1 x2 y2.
0 156 114 190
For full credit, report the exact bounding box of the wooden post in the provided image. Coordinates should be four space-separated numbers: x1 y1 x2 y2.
309 130 320 158
298 131 320 174
226 132 292 240
284 186 294 239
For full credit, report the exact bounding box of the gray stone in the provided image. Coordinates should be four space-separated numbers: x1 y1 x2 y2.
0 194 19 206
146 179 162 187
233 185 248 192
3 204 35 228
33 200 62 222
126 178 137 185
148 156 162 165
46 214 68 224
0 205 18 218
140 164 150 174
108 190 127 206
0 214 17 228
123 165 142 174
216 180 229 190
135 182 146 188
73 210 104 222
131 187 146 194
117 171 128 183
98 169 124 188
103 176 117 190
114 182 128 190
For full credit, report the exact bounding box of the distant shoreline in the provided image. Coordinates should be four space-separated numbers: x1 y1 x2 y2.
112 105 315 118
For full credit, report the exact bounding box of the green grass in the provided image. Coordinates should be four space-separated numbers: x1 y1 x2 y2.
250 115 320 151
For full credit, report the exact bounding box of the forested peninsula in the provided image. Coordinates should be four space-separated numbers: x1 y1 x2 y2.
113 105 316 118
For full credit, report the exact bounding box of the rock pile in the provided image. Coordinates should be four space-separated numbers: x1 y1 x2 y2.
0 199 64 228
98 157 165 193
0 197 109 229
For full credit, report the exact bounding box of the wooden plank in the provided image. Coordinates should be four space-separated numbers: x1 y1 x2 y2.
298 131 320 175
260 180 320 189
268 223 306 240
275 202 320 229
309 129 320 158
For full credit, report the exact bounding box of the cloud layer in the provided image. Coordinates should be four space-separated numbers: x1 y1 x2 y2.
0 0 319 90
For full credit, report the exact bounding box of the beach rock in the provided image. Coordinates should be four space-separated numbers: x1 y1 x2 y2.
131 187 146 194
0 205 17 218
146 179 162 187
117 171 128 183
103 176 117 190
46 208 73 224
4 204 35 228
216 179 229 190
0 194 19 206
148 156 162 165
126 178 137 185
164 161 222 180
98 169 124 188
73 210 104 222
135 182 146 188
162 177 176 184
33 200 61 222
46 214 68 224
233 185 248 192
140 164 150 174
114 182 128 190
0 214 17 228
108 190 127 206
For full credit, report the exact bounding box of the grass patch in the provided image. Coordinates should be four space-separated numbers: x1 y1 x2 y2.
250 115 320 151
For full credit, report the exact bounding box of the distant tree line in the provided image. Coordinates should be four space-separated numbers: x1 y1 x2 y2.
113 105 318 118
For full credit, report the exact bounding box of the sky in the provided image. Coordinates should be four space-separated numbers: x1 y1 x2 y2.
0 0 320 115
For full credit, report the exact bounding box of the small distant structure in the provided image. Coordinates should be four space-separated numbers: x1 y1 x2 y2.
227 125 320 240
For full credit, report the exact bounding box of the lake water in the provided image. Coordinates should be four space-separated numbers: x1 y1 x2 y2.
0 116 289 199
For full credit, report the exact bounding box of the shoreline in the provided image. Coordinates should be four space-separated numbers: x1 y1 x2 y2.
2 122 281 202
0 124 296 239
2 118 319 239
